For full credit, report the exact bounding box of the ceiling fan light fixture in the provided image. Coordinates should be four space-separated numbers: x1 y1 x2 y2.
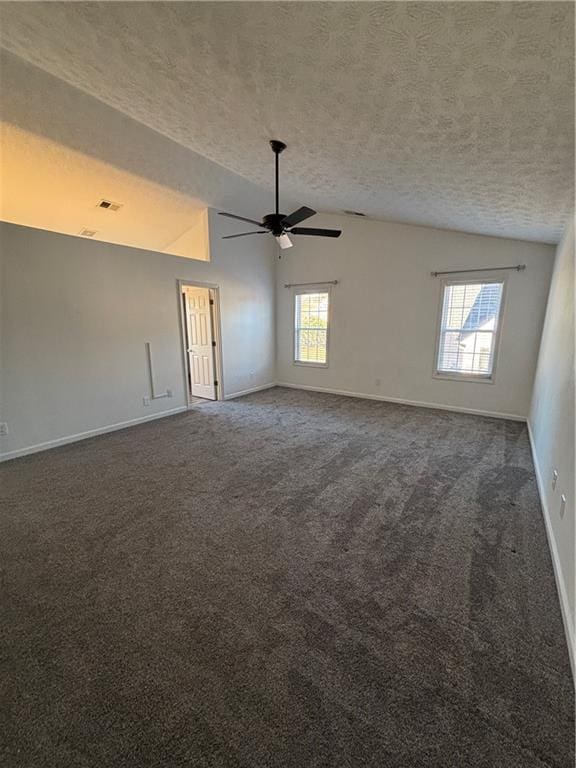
218 141 342 249
276 233 293 249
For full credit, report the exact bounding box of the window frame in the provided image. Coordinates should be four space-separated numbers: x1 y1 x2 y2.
432 276 507 384
292 284 332 368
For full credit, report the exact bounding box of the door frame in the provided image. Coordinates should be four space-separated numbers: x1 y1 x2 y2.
178 279 224 404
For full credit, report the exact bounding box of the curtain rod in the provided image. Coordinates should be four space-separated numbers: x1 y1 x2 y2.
284 280 339 288
431 264 526 277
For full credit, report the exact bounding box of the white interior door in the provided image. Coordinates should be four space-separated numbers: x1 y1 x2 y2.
184 286 216 400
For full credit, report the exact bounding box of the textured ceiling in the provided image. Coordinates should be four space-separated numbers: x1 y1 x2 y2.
0 49 276 257
0 122 209 260
0 1 573 243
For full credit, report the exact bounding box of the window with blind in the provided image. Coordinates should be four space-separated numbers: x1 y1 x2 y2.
435 280 504 380
294 289 330 366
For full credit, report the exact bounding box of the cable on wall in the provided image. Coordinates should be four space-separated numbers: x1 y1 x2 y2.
145 342 172 400
431 265 526 277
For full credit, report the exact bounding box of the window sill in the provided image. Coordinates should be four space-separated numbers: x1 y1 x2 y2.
293 361 328 369
433 372 495 384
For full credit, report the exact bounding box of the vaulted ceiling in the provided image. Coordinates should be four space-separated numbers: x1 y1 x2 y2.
0 1 573 243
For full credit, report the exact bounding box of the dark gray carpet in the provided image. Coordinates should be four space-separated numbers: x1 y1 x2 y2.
1 387 573 767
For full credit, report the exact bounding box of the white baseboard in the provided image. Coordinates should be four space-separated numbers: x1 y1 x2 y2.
2 382 523 462
224 382 277 400
0 406 188 463
527 421 575 679
275 382 526 421
1 382 277 461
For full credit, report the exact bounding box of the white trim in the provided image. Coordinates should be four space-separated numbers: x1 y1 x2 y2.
275 382 526 421
432 372 496 385
178 279 224 404
527 420 575 679
293 360 329 369
292 284 332 368
224 382 277 400
0 406 188 463
432 276 507 383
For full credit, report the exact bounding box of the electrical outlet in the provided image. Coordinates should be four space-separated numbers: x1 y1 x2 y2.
552 469 558 490
0 422 8 436
166 389 173 398
560 494 567 519
143 396 151 407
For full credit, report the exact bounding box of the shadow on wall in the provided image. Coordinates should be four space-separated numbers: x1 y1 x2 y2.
0 49 274 230
0 122 210 260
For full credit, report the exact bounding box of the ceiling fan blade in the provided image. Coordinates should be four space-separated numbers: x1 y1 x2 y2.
219 211 263 227
281 206 316 228
290 227 342 238
222 231 267 239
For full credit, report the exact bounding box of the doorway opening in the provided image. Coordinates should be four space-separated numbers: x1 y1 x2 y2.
180 282 222 405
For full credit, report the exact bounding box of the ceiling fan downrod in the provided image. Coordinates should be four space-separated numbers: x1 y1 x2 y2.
218 140 342 251
270 139 286 218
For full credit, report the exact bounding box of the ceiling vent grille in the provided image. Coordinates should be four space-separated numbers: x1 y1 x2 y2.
343 210 366 217
97 199 122 211
79 228 97 237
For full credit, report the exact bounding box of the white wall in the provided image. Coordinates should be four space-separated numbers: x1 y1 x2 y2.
276 214 554 419
529 219 575 672
0 210 276 459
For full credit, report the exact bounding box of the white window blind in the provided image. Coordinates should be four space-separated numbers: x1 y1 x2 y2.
436 281 504 379
294 290 330 365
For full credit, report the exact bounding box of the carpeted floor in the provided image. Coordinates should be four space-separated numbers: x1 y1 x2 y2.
1 387 573 767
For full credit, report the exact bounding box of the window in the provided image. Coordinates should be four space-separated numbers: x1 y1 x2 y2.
294 289 330 366
435 280 504 381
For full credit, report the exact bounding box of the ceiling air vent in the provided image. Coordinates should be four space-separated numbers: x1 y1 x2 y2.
79 228 97 237
343 210 366 217
97 199 122 211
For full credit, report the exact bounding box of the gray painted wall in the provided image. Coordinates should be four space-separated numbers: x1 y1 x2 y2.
529 219 575 672
276 214 554 419
0 211 276 458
